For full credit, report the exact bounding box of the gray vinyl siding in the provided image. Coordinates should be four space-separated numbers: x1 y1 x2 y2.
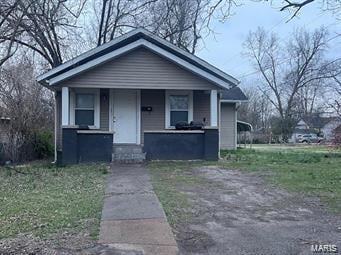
193 90 210 125
220 103 236 149
60 47 218 90
141 90 165 143
55 91 62 150
100 88 109 130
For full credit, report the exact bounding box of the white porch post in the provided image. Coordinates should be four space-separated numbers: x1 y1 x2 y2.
210 90 218 127
62 87 70 126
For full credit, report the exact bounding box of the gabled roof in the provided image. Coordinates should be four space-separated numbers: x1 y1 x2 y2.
220 87 248 102
298 116 341 129
37 28 239 89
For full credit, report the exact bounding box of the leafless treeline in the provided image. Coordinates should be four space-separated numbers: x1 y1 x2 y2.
241 27 341 140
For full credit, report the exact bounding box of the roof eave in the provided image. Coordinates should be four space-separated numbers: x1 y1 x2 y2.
220 99 248 103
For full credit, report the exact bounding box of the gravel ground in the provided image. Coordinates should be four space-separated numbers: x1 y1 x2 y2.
175 166 341 255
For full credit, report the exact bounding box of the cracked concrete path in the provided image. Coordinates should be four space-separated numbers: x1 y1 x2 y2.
99 164 178 255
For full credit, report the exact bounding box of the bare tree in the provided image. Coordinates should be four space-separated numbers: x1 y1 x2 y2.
238 86 272 131
278 0 341 18
94 0 238 53
327 61 341 116
0 0 22 66
96 0 159 46
244 27 333 138
0 0 86 68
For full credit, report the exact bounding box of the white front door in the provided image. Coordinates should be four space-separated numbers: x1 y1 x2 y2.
112 89 139 144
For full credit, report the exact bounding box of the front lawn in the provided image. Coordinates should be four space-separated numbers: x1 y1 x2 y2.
0 161 108 240
221 145 341 213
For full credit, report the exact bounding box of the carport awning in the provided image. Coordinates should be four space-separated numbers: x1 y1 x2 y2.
237 121 252 132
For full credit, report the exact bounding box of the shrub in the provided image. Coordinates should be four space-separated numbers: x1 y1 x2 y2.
0 143 8 165
332 134 341 149
31 130 54 159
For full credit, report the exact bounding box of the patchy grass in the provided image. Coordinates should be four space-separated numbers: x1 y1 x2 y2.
221 146 341 213
147 161 214 227
0 160 108 240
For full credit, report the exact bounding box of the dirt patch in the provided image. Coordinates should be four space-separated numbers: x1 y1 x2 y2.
174 166 341 254
0 231 137 255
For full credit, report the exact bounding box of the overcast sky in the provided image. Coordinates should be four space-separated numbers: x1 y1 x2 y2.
196 1 341 88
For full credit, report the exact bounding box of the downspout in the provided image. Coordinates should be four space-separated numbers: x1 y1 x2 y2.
235 102 241 149
54 90 57 163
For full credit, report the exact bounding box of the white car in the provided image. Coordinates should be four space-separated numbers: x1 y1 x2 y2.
297 134 324 143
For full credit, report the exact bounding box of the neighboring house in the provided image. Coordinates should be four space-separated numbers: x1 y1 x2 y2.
295 120 309 130
291 116 341 142
321 118 341 141
37 28 247 164
334 125 341 138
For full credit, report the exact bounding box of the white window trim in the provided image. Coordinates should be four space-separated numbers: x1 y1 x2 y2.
165 90 193 129
69 88 100 128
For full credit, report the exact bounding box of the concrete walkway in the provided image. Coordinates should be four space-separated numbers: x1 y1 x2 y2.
99 164 178 255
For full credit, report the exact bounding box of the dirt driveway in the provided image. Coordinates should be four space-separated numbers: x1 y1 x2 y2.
175 166 341 255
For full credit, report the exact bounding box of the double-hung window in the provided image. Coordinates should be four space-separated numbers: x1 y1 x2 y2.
169 95 189 126
166 91 193 128
75 93 95 126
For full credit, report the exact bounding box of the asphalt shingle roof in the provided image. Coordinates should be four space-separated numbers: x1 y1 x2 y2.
221 87 248 101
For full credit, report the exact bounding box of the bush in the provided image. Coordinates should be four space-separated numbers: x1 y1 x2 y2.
0 143 8 165
332 134 341 149
31 130 54 159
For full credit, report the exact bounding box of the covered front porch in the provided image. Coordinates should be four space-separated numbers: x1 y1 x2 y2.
57 87 219 164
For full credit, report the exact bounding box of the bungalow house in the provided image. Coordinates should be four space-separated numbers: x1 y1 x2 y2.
291 116 341 143
37 28 247 164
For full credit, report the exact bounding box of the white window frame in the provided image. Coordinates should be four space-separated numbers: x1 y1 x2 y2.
165 90 193 129
70 88 100 128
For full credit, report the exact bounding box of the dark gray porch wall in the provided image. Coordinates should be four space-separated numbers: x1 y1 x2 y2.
60 127 113 165
144 128 219 160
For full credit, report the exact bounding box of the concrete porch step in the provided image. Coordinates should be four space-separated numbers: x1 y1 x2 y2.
113 144 146 164
113 144 143 154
